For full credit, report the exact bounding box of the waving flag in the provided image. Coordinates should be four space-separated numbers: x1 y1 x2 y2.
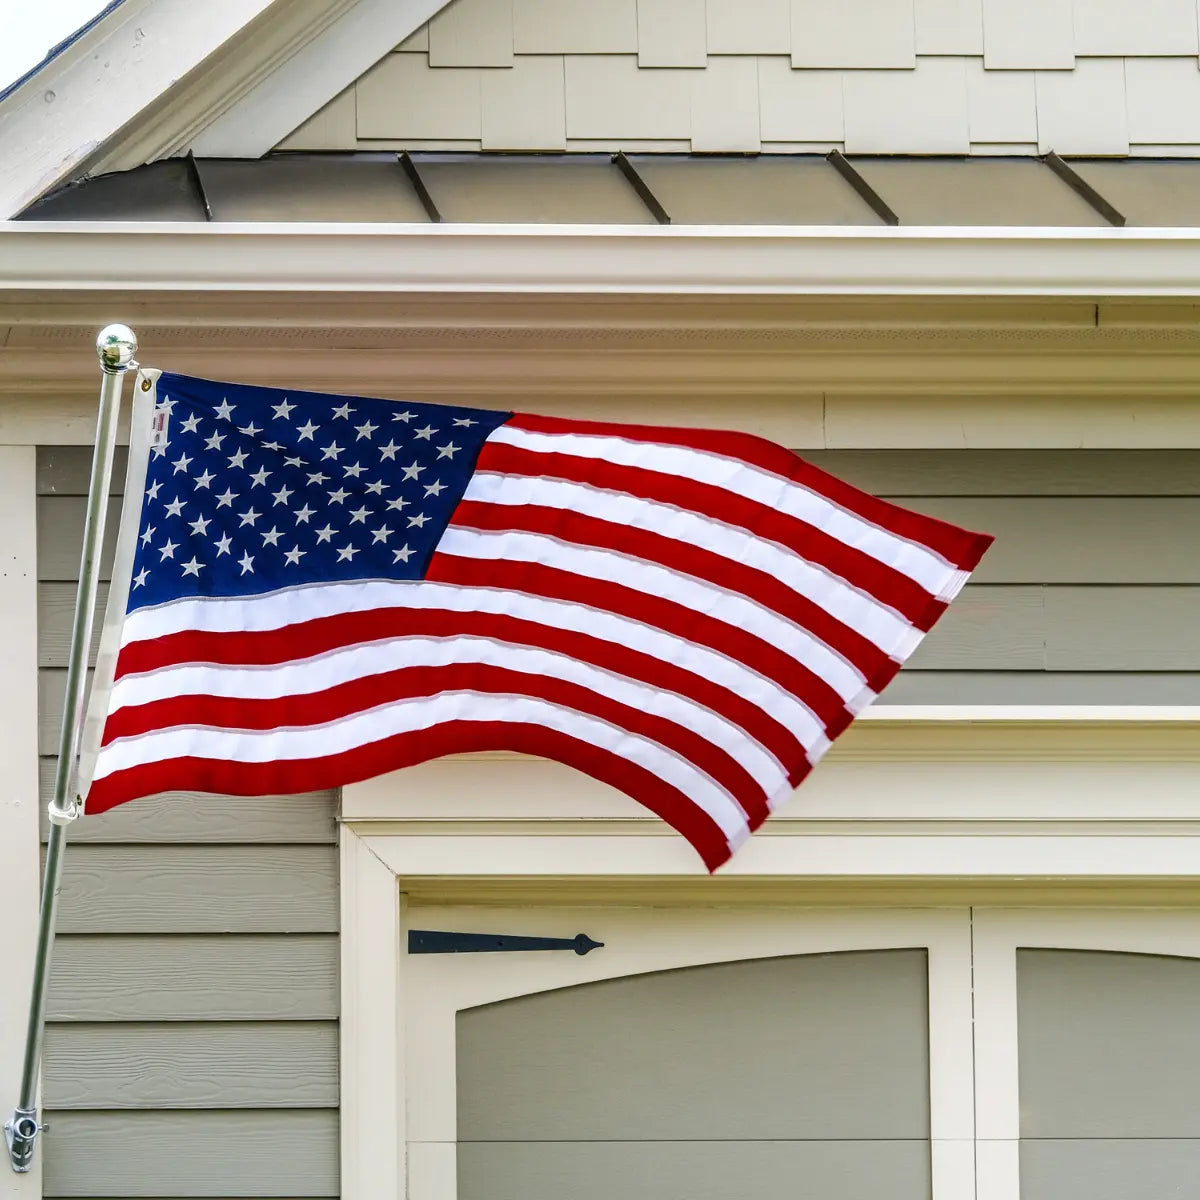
81 372 992 870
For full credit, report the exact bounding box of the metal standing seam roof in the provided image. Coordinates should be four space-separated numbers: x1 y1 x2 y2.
19 151 1200 227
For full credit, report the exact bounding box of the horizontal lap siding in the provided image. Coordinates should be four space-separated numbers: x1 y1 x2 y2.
36 449 340 1199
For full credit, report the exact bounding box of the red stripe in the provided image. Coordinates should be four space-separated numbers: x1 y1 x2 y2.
475 442 937 632
86 722 736 871
99 662 770 826
506 413 994 570
114 607 806 777
453 495 890 679
426 553 856 740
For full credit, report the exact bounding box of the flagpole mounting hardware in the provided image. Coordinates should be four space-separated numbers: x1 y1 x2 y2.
3 1110 45 1172
408 930 604 955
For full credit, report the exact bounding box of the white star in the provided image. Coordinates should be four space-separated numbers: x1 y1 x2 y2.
354 420 378 440
327 488 349 505
159 539 178 561
181 556 203 578
315 524 336 544
392 544 415 563
151 442 168 460
385 496 410 511
306 471 329 486
296 420 319 441
283 545 306 566
321 442 344 461
260 526 284 547
188 514 211 537
194 469 215 490
293 503 315 523
452 417 477 427
228 449 249 469
371 526 393 543
215 487 238 509
272 485 294 506
238 551 255 575
156 397 177 415
204 431 226 451
238 422 262 438
179 413 202 434
172 453 192 474
401 461 424 480
238 507 261 527
414 424 436 440
250 467 271 488
262 441 284 452
272 399 296 420
423 481 447 498
147 480 162 501
215 533 233 556
392 410 415 423
132 567 150 588
343 462 367 478
214 399 235 421
163 496 186 518
284 456 303 468
349 506 370 525
378 440 401 460
436 443 460 460
407 513 430 528
332 403 354 420
139 525 157 546
364 480 386 495
336 544 359 561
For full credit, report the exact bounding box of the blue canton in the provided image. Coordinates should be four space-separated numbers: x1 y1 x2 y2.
128 373 512 612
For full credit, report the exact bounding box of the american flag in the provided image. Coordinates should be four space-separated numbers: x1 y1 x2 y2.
81 372 992 870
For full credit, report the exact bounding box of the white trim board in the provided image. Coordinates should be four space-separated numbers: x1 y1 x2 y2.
0 447 43 1199
11 223 1200 297
0 0 454 217
188 0 455 161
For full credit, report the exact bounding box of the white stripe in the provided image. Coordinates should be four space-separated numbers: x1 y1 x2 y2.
438 527 873 709
489 424 958 594
110 633 787 798
465 470 911 660
120 581 831 756
93 690 750 847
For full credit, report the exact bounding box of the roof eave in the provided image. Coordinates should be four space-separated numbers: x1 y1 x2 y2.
4 221 1200 298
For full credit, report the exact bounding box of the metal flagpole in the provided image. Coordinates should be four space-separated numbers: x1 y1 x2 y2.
4 325 138 1174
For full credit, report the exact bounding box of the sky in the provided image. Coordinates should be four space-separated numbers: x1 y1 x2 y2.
0 3 106 92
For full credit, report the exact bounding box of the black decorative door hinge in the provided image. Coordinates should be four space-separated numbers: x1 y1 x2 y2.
407 930 604 955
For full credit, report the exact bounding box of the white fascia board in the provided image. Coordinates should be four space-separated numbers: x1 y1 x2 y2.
188 0 455 160
0 0 283 219
7 222 1200 297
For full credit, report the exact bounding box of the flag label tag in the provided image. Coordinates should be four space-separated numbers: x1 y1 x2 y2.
151 406 170 451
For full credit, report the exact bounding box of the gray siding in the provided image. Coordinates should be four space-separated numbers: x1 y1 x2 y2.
37 448 339 1199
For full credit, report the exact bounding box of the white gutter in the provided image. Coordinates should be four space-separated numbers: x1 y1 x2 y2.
5 222 1200 297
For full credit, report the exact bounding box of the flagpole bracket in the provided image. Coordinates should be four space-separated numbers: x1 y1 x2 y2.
4 1107 45 1173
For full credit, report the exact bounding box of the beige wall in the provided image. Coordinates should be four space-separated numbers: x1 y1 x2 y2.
279 0 1200 155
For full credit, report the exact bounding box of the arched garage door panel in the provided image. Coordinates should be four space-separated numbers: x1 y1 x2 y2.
457 948 930 1200
1019 948 1200 1200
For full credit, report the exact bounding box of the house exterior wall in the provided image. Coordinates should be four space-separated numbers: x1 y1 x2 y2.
278 0 1200 155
